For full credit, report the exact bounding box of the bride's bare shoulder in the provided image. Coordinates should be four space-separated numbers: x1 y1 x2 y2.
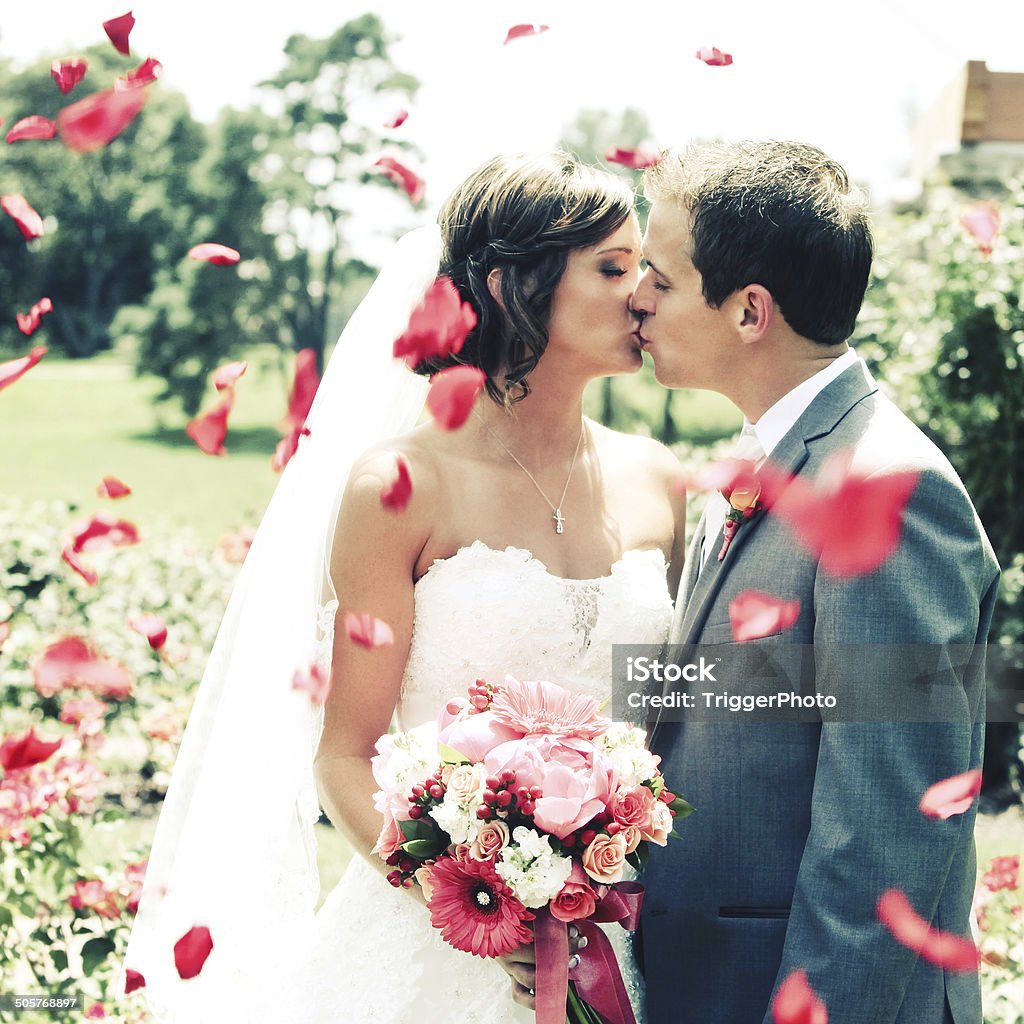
587 419 683 484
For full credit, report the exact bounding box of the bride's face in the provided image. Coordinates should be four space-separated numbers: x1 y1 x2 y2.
543 213 644 376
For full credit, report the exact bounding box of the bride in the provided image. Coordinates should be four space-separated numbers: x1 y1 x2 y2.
123 152 686 1024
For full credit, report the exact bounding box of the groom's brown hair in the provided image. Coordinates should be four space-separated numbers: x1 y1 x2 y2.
644 140 873 347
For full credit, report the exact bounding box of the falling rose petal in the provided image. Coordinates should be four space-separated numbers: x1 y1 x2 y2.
62 546 99 586
729 591 801 643
57 85 148 153
393 276 477 369
504 24 550 45
128 614 168 650
372 156 425 204
0 726 63 772
173 925 213 980
380 454 412 511
71 513 140 553
17 297 54 336
960 201 999 255
124 969 145 994
52 58 89 95
877 889 980 971
1 194 45 240
772 969 828 1024
272 424 311 473
344 612 395 650
384 108 409 129
919 768 983 820
696 46 734 66
0 346 48 393
116 57 163 91
280 348 320 432
186 391 234 456
212 361 247 390
6 115 58 144
188 242 240 266
292 663 332 706
96 475 132 499
605 147 662 170
103 11 136 55
426 366 487 430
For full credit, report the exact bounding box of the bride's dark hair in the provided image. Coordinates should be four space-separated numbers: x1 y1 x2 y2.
422 152 634 406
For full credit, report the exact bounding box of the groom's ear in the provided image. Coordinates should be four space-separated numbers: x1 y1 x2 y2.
735 284 774 345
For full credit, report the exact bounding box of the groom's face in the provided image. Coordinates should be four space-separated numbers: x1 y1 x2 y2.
633 201 737 391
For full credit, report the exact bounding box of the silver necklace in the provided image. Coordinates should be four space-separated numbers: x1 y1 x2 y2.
476 412 586 534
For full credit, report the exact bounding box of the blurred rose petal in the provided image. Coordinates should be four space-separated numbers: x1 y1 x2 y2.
380 454 412 511
373 156 425 204
393 276 476 369
772 969 827 1024
174 925 213 980
696 46 733 66
17 297 53 336
6 116 57 144
0 346 48 393
504 24 549 44
292 662 332 706
188 242 240 266
103 11 136 55
729 591 801 642
116 57 162 91
283 349 319 429
96 475 131 499
186 391 234 456
877 889 980 971
384 109 409 129
959 201 999 255
272 423 310 473
2 194 45 240
57 86 148 152
71 513 140 553
212 361 247 390
0 726 63 772
124 969 146 994
52 58 89 95
605 147 661 170
129 614 168 650
62 546 99 585
345 612 395 650
426 366 486 430
919 768 982 820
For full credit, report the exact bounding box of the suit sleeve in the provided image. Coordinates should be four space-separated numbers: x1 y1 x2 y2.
761 466 1000 1024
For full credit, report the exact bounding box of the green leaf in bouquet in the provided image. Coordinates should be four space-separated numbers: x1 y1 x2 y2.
669 796 694 820
399 818 441 843
401 838 446 859
438 742 470 765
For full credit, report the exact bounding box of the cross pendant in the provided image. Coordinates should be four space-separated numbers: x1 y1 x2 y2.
553 508 566 534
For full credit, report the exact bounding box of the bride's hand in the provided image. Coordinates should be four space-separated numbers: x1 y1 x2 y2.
497 927 587 1010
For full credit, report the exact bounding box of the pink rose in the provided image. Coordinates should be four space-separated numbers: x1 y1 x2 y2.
618 825 643 855
551 861 598 923
641 801 672 846
610 785 658 832
469 820 510 861
414 864 436 901
582 833 628 885
446 764 488 807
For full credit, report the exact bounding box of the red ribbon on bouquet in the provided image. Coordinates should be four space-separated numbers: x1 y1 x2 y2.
534 882 645 1024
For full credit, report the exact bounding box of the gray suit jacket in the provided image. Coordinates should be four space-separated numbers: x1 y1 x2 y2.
641 362 1000 1024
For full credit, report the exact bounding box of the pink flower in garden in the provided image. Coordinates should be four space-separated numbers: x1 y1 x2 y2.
960 201 999 255
490 676 610 740
982 855 1020 893
216 524 257 563
426 855 534 957
70 879 121 919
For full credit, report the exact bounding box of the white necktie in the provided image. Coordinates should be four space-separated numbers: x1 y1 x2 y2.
699 423 766 573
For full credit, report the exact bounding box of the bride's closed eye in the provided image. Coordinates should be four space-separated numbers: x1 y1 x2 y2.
600 263 628 278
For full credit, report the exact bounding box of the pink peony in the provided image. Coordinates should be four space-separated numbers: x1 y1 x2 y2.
532 761 613 840
484 733 594 794
490 675 610 739
550 861 598 923
438 708 521 763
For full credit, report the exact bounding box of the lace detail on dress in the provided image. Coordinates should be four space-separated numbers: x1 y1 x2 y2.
560 579 601 655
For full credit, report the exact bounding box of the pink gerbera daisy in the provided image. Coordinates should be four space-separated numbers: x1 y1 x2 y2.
490 675 610 740
426 855 534 957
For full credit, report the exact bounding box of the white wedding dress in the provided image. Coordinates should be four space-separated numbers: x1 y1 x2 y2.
293 540 673 1024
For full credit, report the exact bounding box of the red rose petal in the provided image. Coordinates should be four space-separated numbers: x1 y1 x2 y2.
960 201 999 255
696 46 734 66
57 86 148 153
380 454 413 511
116 57 163 91
772 969 828 1024
103 11 136 56
62 546 99 586
384 109 409 129
128 614 168 650
426 366 486 430
124 968 146 994
344 612 395 650
605 147 662 170
272 424 311 473
729 591 801 642
188 242 240 266
292 663 332 706
393 276 477 369
173 925 213 980
0 346 48 393
52 59 89 95
17 297 53 336
283 349 319 429
372 156 425 204
186 391 234 456
34 636 134 698
2 194 45 240
6 115 58 144
504 24 550 45
918 768 982 820
876 889 980 971
71 513 140 553
0 726 63 772
96 475 132 499
212 361 247 390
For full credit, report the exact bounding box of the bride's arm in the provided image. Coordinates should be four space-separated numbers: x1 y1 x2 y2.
312 446 435 898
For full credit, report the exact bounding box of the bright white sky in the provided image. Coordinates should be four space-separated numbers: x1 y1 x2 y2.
2 0 1023 242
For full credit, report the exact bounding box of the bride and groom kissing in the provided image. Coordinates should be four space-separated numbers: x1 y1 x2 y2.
128 140 998 1024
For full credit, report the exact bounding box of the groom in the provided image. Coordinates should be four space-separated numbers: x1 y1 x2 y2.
632 141 1000 1023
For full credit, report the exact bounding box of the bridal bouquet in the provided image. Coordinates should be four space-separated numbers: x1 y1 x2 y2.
371 676 692 1024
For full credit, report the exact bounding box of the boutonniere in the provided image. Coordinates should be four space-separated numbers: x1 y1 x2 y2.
718 468 764 561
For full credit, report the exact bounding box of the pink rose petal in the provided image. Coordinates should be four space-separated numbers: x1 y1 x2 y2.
173 925 213 980
696 46 733 66
6 116 57 144
188 242 240 266
344 612 395 650
57 85 148 152
16 297 53 336
116 57 163 91
960 201 999 255
0 345 47 392
2 194 45 239
128 614 168 650
52 59 89 95
772 969 828 1024
186 391 234 456
372 156 425 204
292 662 332 706
212 361 247 390
380 454 413 511
877 889 980 971
729 591 801 642
96 475 131 498
426 366 486 430
918 768 982 820
384 109 409 129
504 24 550 45
393 276 477 369
103 11 136 55
605 147 661 170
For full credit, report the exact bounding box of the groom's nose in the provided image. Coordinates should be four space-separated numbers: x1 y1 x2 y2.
630 279 653 318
